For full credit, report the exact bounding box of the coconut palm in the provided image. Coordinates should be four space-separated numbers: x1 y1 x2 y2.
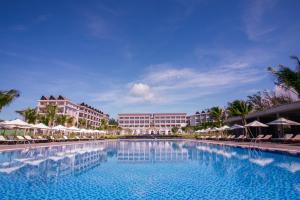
16 108 38 124
0 89 20 112
210 106 225 127
45 104 57 127
268 55 300 97
227 100 253 136
55 115 67 126
99 119 109 130
66 116 75 127
78 118 87 128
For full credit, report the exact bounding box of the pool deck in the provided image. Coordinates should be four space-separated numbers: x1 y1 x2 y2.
0 139 300 155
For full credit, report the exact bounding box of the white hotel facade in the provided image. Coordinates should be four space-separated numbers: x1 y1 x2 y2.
37 95 109 128
118 113 187 135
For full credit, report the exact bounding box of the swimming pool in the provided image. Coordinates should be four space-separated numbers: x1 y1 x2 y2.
0 140 299 199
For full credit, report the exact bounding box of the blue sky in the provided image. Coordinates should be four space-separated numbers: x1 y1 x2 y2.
1 0 300 119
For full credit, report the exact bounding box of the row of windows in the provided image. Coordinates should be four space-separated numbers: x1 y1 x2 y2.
119 120 186 124
121 124 181 128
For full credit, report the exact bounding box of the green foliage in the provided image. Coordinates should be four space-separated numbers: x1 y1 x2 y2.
0 89 20 112
227 100 253 120
45 104 57 127
209 106 225 127
78 118 87 128
56 115 67 125
109 118 118 126
99 119 109 130
171 127 179 134
268 56 300 97
16 108 38 124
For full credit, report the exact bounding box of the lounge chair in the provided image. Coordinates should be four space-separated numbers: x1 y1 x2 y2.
234 135 245 141
24 135 40 143
16 135 27 143
291 134 300 143
0 135 16 144
75 136 81 140
272 134 294 143
226 135 236 141
36 136 48 143
257 134 272 142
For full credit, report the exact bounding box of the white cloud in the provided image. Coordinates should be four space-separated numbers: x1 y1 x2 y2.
129 83 156 103
243 0 277 41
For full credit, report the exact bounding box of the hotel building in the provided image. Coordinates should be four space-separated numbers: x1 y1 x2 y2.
37 95 109 128
118 113 187 134
187 111 212 126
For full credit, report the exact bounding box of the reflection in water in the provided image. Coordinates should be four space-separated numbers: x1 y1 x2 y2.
0 140 299 179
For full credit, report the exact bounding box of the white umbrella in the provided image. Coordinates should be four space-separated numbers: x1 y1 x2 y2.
67 126 81 132
221 125 230 130
267 117 300 137
245 120 268 127
267 118 300 126
32 123 50 129
1 119 31 128
52 125 67 131
230 124 244 130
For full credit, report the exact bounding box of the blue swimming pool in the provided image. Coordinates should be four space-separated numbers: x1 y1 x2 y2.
0 140 299 199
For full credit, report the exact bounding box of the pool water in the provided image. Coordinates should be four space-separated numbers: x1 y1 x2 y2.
0 140 299 200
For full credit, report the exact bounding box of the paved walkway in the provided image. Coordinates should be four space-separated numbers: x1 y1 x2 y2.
0 139 300 155
195 140 300 155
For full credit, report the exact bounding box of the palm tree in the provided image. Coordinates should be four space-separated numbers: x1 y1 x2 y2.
45 105 57 127
0 89 20 112
99 119 108 130
66 116 75 127
78 118 87 128
209 106 225 127
227 100 253 136
268 55 300 97
16 108 38 124
55 115 67 126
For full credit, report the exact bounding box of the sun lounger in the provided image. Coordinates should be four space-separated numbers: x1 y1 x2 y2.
16 136 27 143
24 135 40 143
0 135 16 144
272 134 294 143
234 135 245 141
257 134 272 142
36 136 48 143
291 134 300 143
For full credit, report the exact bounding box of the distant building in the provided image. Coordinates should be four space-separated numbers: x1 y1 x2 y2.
118 113 187 135
37 95 109 128
188 111 212 126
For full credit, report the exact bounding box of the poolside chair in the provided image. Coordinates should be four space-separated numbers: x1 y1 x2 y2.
36 136 48 143
234 135 245 141
291 134 300 143
257 134 272 142
272 134 294 143
0 135 16 144
24 135 40 143
75 136 81 141
16 135 27 143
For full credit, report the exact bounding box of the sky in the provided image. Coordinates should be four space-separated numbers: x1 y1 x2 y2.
1 0 300 120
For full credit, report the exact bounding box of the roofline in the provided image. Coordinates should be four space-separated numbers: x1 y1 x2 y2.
226 101 300 123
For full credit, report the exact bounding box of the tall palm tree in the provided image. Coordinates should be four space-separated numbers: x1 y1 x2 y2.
227 100 253 136
66 116 75 127
16 108 38 124
78 118 87 128
45 105 57 127
268 55 300 97
209 106 225 127
55 115 67 126
99 119 108 130
0 89 20 112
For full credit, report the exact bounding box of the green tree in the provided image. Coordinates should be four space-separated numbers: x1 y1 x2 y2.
39 115 49 126
16 108 38 124
78 118 87 128
56 115 67 126
227 100 253 136
45 104 57 127
209 106 225 127
99 119 109 130
109 118 118 126
268 56 300 97
66 116 75 127
0 89 20 112
171 127 179 134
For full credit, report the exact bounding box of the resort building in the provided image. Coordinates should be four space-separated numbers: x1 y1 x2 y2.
37 95 109 128
188 111 212 126
118 113 187 135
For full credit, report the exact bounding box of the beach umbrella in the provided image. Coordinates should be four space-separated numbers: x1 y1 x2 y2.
67 126 81 132
267 117 300 137
245 120 268 127
32 123 50 129
52 125 67 130
245 120 268 137
1 119 31 128
230 124 244 130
